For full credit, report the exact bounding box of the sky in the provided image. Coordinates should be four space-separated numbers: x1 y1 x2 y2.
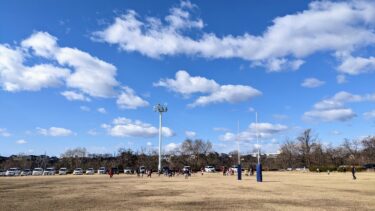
1 0 375 156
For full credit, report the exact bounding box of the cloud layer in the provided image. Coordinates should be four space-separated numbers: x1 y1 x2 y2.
94 0 375 73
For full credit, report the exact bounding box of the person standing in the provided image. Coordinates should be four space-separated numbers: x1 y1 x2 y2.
109 169 113 178
351 166 357 180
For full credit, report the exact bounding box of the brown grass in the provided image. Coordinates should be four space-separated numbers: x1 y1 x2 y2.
0 172 374 210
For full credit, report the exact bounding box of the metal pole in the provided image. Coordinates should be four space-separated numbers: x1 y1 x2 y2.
158 112 162 172
255 111 262 182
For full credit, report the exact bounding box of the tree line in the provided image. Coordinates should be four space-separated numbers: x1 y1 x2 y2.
0 129 374 172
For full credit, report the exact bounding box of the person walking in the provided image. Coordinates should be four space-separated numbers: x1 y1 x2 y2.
108 169 113 178
351 166 357 180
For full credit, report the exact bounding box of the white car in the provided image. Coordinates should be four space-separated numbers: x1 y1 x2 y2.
124 167 132 174
6 168 21 176
32 168 44 176
205 166 215 172
139 166 146 174
86 168 95 175
0 169 5 176
98 167 106 174
182 166 191 173
43 168 55 175
21 169 32 176
59 168 67 175
73 168 83 175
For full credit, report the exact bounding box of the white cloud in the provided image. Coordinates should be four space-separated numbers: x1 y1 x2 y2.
313 91 363 110
0 44 70 92
93 1 375 72
154 70 219 95
304 108 356 122
363 110 375 119
336 74 348 84
20 31 119 97
80 106 91 112
146 142 152 146
338 55 375 75
273 114 288 120
185 130 196 138
156 70 261 107
97 107 107 114
37 127 73 136
116 86 149 109
331 130 341 135
0 128 11 137
189 85 261 107
219 122 288 142
301 78 325 88
16 139 27 144
164 142 180 152
302 91 371 122
61 91 91 101
105 117 175 138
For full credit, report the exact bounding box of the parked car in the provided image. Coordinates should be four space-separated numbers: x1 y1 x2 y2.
139 166 146 174
59 168 68 175
21 169 32 176
182 166 191 173
5 168 21 176
73 168 83 175
111 167 120 175
43 168 55 175
124 167 133 174
363 163 375 169
205 165 215 173
86 168 95 175
98 167 106 174
0 169 5 176
32 168 44 176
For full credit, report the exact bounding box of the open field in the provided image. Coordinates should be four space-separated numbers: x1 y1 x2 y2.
0 172 374 211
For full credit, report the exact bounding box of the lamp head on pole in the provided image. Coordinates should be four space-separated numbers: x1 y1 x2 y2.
154 103 168 113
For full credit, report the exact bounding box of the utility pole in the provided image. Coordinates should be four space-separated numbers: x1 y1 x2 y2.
154 103 168 173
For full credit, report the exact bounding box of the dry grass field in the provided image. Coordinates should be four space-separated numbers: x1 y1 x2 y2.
0 172 374 211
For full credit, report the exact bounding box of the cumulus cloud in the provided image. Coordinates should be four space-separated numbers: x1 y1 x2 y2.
0 31 120 98
155 70 261 107
219 122 288 142
105 117 175 138
61 91 91 101
304 108 356 122
116 86 149 109
154 70 219 96
302 91 374 122
189 85 261 107
93 0 375 72
0 44 70 92
338 55 375 75
16 139 27 144
0 128 11 137
301 78 325 88
185 130 196 138
37 127 74 136
363 110 375 119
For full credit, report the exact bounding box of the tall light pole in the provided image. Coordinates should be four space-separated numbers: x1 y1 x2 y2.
154 103 168 173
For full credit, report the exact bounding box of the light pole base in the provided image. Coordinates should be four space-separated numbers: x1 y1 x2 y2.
256 163 262 182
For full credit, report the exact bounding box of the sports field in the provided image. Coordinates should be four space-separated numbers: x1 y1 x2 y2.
0 172 374 210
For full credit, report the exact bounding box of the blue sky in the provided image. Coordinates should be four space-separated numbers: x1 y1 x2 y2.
1 0 375 156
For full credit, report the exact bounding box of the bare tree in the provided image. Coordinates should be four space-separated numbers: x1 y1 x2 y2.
297 129 316 168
